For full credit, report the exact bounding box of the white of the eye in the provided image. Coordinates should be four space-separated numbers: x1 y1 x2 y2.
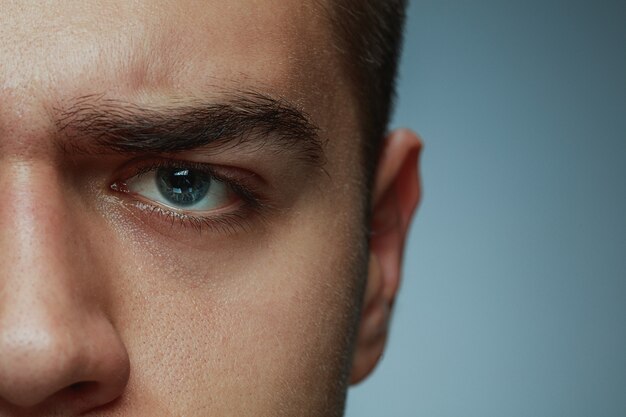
125 171 230 211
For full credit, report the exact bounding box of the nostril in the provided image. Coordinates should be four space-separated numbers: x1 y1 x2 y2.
0 315 130 412
68 381 97 393
69 382 91 391
59 381 105 412
65 381 99 401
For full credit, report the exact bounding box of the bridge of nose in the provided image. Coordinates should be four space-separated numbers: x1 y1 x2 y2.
0 161 90 386
0 154 129 411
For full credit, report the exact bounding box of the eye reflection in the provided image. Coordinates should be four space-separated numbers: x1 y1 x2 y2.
157 168 211 206
125 166 233 211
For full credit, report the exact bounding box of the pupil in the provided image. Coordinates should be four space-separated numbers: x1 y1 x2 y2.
156 167 211 206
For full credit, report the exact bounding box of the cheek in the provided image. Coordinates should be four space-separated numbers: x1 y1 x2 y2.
100 200 364 415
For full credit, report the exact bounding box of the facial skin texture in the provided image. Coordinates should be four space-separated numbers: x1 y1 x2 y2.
0 1 421 416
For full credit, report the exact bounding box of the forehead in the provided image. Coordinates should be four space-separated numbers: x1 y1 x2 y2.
0 0 339 107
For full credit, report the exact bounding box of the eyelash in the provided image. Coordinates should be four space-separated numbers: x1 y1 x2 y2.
110 158 266 234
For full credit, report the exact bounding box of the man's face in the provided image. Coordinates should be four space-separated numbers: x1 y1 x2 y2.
0 1 370 416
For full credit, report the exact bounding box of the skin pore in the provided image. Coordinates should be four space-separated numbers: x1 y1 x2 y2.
0 1 421 416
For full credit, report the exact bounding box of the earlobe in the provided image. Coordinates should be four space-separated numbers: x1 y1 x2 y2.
350 255 389 384
350 129 422 385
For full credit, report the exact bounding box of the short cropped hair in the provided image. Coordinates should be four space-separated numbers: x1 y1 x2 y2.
327 0 408 191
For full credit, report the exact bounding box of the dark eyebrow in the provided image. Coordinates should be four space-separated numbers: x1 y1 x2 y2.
54 91 324 166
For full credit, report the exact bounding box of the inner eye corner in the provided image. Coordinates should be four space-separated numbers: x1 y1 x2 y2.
109 181 128 193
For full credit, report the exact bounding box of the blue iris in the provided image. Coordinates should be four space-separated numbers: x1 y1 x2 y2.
156 167 211 207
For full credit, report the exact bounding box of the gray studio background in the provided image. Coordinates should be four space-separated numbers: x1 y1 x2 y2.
345 1 626 416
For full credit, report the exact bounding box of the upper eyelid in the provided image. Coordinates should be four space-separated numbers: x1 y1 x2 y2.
112 158 225 192
114 156 260 182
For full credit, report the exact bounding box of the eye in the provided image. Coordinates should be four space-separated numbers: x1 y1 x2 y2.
123 165 236 212
109 159 266 234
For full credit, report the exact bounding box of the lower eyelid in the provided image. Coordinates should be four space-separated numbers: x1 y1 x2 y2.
132 191 245 217
121 196 256 235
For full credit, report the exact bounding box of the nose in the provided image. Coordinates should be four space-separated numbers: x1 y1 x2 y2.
0 164 130 414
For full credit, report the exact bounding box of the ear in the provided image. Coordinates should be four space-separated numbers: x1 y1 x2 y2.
350 128 422 384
